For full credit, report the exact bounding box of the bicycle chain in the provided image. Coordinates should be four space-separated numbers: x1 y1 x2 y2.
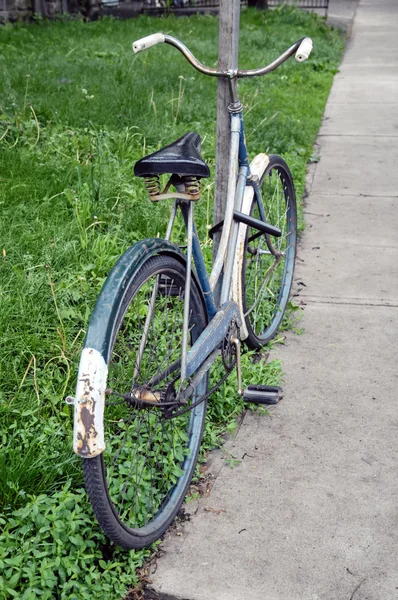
164 362 235 419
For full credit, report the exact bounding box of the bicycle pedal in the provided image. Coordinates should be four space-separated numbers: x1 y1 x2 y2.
243 385 283 405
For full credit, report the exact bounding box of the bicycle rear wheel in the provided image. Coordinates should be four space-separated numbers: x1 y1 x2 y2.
83 254 208 549
242 155 297 348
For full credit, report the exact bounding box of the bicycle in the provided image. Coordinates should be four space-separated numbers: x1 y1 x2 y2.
67 32 312 549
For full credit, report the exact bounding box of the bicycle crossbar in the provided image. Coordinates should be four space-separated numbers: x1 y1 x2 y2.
209 211 282 239
233 211 282 237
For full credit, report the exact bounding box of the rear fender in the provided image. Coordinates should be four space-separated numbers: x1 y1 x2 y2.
231 153 270 340
73 238 192 458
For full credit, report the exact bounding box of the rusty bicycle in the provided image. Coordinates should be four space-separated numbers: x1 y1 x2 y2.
68 32 312 549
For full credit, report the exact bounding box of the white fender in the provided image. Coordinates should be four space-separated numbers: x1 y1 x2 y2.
231 153 270 340
73 347 108 458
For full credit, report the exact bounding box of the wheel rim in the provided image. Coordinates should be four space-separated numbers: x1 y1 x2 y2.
102 262 206 535
244 163 296 343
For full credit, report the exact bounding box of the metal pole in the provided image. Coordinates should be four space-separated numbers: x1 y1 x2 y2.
213 0 241 260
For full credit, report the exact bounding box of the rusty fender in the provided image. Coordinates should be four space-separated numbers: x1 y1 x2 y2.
231 153 270 340
72 237 205 458
73 347 108 458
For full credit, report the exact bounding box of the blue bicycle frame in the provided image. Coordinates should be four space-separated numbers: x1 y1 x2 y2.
128 30 311 391
166 109 269 385
72 31 312 458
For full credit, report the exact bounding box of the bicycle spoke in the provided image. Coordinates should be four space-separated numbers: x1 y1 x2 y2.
93 257 207 537
242 158 297 347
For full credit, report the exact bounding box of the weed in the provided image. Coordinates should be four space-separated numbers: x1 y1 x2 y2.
0 485 152 598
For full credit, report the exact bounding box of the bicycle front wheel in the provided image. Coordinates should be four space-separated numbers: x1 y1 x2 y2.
242 155 297 348
83 254 208 549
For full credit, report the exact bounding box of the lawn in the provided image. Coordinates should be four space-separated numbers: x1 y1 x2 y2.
0 8 344 599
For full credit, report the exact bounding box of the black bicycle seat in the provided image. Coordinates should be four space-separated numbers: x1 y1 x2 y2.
134 132 210 178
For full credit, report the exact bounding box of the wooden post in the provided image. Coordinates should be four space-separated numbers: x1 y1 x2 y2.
213 0 241 258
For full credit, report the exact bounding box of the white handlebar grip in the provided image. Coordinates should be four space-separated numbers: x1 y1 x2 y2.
132 33 165 54
295 37 313 62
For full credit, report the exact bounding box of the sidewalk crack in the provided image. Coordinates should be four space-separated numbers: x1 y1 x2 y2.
300 296 398 308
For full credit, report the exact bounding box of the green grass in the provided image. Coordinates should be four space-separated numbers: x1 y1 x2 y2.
0 8 344 598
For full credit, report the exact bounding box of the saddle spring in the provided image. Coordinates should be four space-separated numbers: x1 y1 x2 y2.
144 175 201 201
144 175 161 198
183 176 200 198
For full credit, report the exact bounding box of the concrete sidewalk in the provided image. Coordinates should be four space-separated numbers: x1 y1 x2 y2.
149 1 398 598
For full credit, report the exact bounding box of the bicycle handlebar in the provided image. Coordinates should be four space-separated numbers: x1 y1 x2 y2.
132 33 313 78
133 32 166 53
295 37 313 62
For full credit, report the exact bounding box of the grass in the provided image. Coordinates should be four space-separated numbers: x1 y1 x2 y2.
0 7 344 598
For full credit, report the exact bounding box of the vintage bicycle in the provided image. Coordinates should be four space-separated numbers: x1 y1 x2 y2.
67 32 312 549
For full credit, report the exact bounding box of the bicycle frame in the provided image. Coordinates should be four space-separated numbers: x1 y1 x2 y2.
72 33 312 459
160 104 270 387
127 32 312 388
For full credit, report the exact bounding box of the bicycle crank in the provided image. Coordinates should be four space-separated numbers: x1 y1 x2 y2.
229 337 283 405
231 336 243 396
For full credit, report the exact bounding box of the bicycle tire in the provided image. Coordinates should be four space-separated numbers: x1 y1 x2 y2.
83 254 208 549
242 155 297 348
